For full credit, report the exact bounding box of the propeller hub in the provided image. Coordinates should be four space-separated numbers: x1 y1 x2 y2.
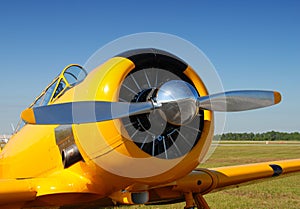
156 80 199 126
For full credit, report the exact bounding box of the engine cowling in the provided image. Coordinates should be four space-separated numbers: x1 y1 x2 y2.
70 49 214 186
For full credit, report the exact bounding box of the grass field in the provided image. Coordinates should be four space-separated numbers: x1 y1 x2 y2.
121 142 300 209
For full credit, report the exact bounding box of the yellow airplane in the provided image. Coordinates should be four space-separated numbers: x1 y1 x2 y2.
0 49 299 209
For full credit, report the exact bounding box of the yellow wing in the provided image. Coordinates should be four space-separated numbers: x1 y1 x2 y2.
145 159 300 208
204 158 300 190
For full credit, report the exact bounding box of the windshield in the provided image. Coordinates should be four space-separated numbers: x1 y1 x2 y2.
33 79 58 107
30 64 87 108
64 65 87 85
15 119 25 133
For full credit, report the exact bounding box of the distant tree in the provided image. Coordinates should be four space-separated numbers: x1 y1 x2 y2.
218 131 300 141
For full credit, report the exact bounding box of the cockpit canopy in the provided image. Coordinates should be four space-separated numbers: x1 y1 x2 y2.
31 64 87 107
14 64 87 133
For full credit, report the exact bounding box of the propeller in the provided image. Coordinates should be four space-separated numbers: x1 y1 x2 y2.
21 101 156 125
21 80 281 126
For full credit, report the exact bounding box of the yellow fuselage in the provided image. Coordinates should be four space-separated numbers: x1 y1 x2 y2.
0 56 213 203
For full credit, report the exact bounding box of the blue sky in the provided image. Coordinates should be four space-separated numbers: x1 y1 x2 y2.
0 0 299 134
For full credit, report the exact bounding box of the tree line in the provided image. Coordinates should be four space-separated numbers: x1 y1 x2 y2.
216 131 300 141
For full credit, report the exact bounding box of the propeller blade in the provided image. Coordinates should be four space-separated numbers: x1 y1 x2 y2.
21 79 282 126
21 101 154 125
197 90 281 112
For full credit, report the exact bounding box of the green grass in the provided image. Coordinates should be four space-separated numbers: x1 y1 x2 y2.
122 143 300 209
202 144 300 167
205 173 300 209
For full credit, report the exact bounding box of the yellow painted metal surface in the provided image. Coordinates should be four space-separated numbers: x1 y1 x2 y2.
151 158 300 202
0 124 62 179
0 179 36 204
209 158 300 190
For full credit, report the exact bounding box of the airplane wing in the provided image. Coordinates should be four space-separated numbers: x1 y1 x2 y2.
145 158 300 208
203 158 300 190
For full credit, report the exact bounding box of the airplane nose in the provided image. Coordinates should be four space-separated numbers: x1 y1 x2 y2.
156 80 199 126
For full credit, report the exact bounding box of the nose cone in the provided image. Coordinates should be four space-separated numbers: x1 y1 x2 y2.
156 80 199 126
